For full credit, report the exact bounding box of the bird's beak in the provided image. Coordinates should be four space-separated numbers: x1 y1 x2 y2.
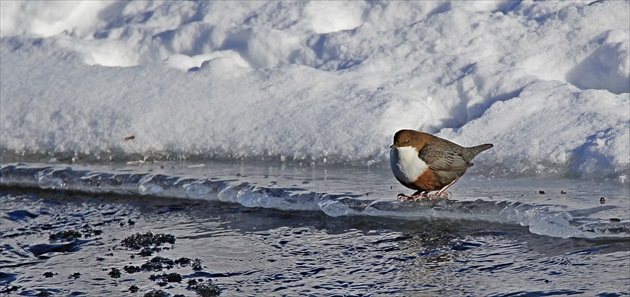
389 144 396 149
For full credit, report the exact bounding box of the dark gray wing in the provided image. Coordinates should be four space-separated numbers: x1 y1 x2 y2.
418 144 472 171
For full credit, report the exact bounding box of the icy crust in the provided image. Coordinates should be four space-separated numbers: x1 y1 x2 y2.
1 1 629 181
1 164 628 239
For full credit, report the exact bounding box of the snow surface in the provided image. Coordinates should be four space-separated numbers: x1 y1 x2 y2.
1 1 629 181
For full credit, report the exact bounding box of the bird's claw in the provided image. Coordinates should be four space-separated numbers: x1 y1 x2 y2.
397 191 451 202
397 193 414 202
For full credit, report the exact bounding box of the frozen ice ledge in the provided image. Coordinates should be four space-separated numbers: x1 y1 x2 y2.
1 164 628 240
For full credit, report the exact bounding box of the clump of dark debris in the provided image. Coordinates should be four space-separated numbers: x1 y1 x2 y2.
122 232 176 249
109 268 121 278
49 230 82 242
124 256 203 273
187 279 221 297
49 226 102 242
125 256 174 273
144 289 170 297
121 232 176 256
37 226 217 296
150 272 183 286
43 271 56 278
175 257 203 271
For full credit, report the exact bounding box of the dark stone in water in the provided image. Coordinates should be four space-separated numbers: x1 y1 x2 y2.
129 285 139 293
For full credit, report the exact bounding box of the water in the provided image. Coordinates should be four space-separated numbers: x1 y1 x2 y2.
1 161 629 296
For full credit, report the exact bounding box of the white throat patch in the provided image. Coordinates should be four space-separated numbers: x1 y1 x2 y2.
390 146 429 184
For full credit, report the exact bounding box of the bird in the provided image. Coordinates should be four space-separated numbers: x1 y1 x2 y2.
389 129 493 201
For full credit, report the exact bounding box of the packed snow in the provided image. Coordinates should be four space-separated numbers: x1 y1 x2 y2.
1 0 629 181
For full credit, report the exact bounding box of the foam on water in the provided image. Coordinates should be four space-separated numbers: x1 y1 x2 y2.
2 163 628 239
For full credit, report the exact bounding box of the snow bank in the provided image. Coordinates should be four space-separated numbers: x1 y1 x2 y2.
1 0 628 181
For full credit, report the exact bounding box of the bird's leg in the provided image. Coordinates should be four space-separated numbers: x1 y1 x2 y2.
430 177 460 199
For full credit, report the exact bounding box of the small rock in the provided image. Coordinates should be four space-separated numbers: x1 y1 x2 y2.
109 268 121 278
600 197 606 204
560 190 567 194
610 218 621 223
43 271 55 278
538 190 545 194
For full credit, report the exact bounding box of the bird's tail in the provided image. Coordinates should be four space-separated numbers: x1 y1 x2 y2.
464 143 493 161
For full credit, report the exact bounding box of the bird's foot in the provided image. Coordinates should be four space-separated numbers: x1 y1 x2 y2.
397 191 451 202
397 193 425 202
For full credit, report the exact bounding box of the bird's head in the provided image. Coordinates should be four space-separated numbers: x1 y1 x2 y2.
390 129 424 150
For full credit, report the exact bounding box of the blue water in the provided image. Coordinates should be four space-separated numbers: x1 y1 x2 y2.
1 161 629 296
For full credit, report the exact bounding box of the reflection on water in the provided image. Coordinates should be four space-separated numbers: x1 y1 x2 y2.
1 188 628 296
